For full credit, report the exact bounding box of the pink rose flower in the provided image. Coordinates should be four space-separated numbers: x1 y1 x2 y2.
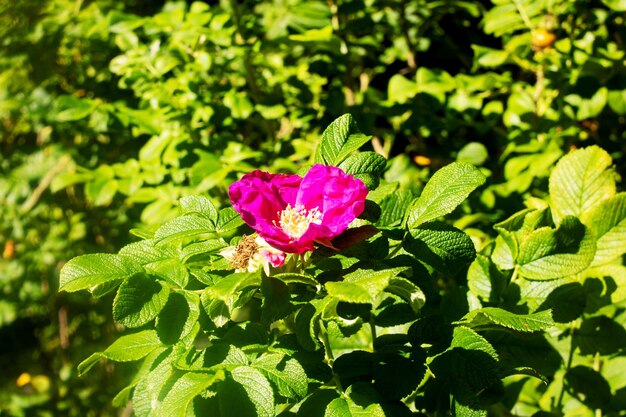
229 164 368 254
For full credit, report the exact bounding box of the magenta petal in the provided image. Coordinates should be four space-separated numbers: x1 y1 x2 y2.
260 250 286 267
229 170 303 252
229 171 282 231
269 174 300 206
296 165 368 239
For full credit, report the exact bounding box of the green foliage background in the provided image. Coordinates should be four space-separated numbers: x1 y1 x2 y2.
1 0 626 415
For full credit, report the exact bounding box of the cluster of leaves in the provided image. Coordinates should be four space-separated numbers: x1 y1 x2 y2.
0 0 161 413
62 117 621 417
467 145 626 416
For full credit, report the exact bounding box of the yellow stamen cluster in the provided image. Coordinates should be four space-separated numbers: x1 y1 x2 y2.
278 204 322 239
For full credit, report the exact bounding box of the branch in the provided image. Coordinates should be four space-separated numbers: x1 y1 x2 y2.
20 154 71 213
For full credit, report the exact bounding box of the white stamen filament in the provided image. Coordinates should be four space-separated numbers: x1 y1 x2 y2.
278 204 322 239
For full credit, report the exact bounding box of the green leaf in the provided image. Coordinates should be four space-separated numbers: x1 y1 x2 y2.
583 193 626 266
315 114 370 165
416 67 455 99
471 45 509 69
431 326 500 407
204 271 261 301
460 308 554 332
216 207 245 234
602 0 626 11
154 371 225 417
449 326 498 359
325 398 352 417
295 303 321 351
344 383 386 416
272 272 320 288
132 350 177 417
457 142 489 166
404 222 477 275
373 353 425 401
375 189 414 228
229 366 274 417
201 272 261 327
385 277 426 313
54 95 96 121
59 254 143 292
81 331 167 376
491 208 552 271
298 389 339 416
565 87 608 120
608 88 626 114
332 350 373 391
147 258 190 288
224 89 253 119
576 316 626 355
338 151 386 190
387 74 419 104
179 195 218 219
467 255 506 303
333 134 373 166
90 280 124 299
156 292 200 344
491 234 516 270
119 239 178 265
204 343 249 368
154 215 216 243
325 281 380 305
549 146 616 224
253 354 308 399
202 299 229 328
483 2 528 36
103 330 163 362
498 367 549 384
325 268 402 305
77 353 104 377
454 401 487 417
565 366 612 410
112 273 170 328
536 282 586 323
406 162 486 228
517 217 596 280
86 178 118 206
181 239 227 263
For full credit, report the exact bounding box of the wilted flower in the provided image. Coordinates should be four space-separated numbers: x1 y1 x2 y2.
219 234 286 275
229 164 368 254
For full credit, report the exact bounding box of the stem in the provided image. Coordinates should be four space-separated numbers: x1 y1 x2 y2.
227 0 275 142
555 321 577 411
20 154 71 213
403 365 434 407
319 321 343 392
327 0 356 106
398 0 417 71
320 321 335 364
514 0 534 30
593 353 602 417
533 63 545 115
369 315 377 352
58 306 69 350
73 0 83 15
299 253 307 272
509 265 520 285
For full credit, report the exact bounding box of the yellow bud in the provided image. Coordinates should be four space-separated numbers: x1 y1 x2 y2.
414 155 432 166
16 373 31 387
